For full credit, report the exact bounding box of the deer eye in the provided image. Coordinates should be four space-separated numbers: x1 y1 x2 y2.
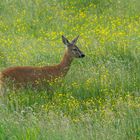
73 48 77 51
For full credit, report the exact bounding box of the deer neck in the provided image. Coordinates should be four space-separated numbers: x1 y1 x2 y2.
58 49 73 77
42 49 73 80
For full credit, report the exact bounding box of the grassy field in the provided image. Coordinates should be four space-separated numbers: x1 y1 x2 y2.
0 0 140 139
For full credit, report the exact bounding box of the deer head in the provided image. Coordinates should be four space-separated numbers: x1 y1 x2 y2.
62 35 85 58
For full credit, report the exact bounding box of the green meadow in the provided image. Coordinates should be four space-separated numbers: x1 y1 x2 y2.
0 0 140 139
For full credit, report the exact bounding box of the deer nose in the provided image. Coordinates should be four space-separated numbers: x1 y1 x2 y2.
81 54 85 58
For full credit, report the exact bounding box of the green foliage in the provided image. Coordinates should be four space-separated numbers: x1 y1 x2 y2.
0 0 140 139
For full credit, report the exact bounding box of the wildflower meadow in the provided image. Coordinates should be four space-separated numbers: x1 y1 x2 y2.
0 0 140 139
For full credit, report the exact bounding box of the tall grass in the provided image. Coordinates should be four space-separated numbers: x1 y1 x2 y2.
0 0 140 139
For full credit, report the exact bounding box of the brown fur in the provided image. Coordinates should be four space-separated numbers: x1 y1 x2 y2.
0 35 85 90
0 50 73 88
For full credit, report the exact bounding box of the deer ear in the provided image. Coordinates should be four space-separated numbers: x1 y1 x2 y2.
71 35 79 45
62 35 70 46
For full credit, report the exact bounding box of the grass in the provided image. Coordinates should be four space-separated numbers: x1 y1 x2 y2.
0 0 140 139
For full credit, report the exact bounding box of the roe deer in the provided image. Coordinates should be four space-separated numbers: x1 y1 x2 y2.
0 35 85 90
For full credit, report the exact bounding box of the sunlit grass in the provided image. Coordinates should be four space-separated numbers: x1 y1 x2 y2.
0 0 140 139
